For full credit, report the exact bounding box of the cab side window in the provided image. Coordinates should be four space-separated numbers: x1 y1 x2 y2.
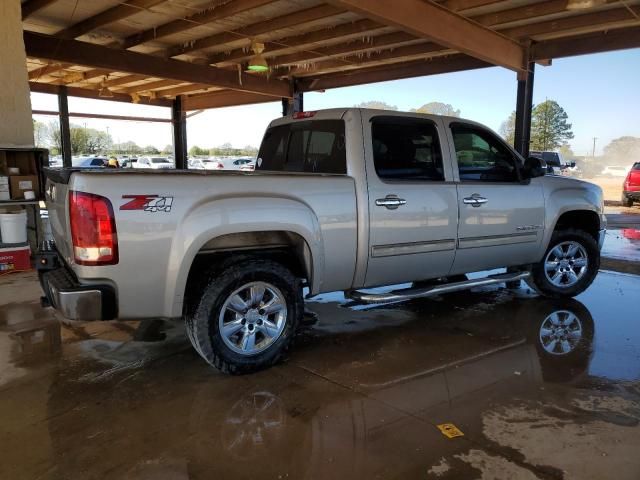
451 124 519 182
372 117 444 181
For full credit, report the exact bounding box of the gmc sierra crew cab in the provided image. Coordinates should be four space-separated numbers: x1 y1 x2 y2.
38 108 606 374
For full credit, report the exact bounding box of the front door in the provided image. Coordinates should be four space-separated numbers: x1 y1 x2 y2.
445 121 545 274
363 113 458 287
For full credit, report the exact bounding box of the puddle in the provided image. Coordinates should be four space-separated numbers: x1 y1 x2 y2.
602 229 640 261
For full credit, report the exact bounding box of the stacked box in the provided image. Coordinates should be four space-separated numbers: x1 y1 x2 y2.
0 244 31 272
0 176 8 201
0 151 40 200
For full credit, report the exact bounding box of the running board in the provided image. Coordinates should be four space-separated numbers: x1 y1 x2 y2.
345 271 531 304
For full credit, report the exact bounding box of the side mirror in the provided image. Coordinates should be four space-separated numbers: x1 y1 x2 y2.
523 156 546 179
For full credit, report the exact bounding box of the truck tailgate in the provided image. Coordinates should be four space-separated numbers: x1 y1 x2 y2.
43 169 72 261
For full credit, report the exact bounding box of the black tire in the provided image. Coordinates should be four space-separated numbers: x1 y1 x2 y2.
185 258 303 374
621 193 633 207
527 228 600 298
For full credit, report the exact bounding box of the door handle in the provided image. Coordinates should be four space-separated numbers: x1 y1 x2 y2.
463 194 488 207
376 195 407 210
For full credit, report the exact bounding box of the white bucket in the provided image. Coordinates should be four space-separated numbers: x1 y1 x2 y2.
0 210 28 244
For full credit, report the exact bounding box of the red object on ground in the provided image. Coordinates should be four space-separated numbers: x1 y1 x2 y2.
622 229 640 241
0 245 31 272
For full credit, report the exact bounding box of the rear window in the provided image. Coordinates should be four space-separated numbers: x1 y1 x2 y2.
633 163 640 171
257 120 346 174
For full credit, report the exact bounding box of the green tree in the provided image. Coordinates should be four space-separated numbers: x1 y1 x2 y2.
354 100 398 110
162 144 174 155
412 102 461 117
499 111 516 146
33 120 49 148
143 145 160 154
530 100 574 151
189 145 208 156
47 122 112 154
603 136 640 163
558 144 575 160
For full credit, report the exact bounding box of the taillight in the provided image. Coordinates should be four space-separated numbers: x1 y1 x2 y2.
293 111 316 119
69 191 118 265
216 163 224 169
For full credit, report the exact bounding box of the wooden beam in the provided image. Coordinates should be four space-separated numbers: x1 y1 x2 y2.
531 25 640 60
327 0 525 71
208 19 384 65
164 4 344 57
272 32 417 67
21 0 60 19
156 84 213 98
57 0 167 39
182 90 277 110
285 41 445 76
28 63 68 80
32 109 172 123
104 74 150 88
298 54 490 91
24 31 291 97
122 0 274 49
118 79 183 94
29 81 173 107
500 6 640 39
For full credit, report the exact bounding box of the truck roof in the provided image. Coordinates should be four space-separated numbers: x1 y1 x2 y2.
269 107 484 129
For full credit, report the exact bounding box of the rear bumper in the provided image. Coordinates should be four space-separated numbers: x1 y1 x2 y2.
623 190 640 200
37 246 117 321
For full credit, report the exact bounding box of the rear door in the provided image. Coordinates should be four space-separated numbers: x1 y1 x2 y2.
444 121 545 274
363 113 458 287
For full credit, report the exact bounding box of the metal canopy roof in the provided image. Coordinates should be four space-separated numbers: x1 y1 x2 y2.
22 0 640 110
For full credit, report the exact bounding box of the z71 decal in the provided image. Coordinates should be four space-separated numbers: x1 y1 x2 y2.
120 195 173 212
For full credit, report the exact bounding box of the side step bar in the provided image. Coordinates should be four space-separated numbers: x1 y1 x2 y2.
345 271 531 304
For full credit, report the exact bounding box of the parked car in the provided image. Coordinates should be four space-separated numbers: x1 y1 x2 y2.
38 108 605 374
529 151 564 175
136 156 174 169
621 162 640 207
71 156 108 168
602 165 629 177
230 157 256 171
190 158 226 170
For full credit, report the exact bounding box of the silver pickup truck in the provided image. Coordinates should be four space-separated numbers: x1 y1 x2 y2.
38 108 605 374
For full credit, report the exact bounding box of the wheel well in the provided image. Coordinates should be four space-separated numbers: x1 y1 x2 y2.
554 210 600 240
183 231 312 315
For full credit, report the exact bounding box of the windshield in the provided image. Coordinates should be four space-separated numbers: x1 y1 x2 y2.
151 157 170 163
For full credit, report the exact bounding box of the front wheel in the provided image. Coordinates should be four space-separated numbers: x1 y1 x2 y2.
527 229 600 298
185 259 303 374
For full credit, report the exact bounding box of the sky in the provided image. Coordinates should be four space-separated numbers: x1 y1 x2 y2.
31 48 640 156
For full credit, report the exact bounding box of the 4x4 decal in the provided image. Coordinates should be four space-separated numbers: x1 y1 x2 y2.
120 195 173 212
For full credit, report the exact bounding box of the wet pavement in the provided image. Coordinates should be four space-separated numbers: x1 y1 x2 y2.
1 269 639 480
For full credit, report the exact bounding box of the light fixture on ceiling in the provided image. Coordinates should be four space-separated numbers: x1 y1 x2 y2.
247 42 269 73
130 92 141 104
98 76 114 98
566 0 606 10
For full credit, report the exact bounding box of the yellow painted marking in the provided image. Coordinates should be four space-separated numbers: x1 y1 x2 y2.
436 423 464 438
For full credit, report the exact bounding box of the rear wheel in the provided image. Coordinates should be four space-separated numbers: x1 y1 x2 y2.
621 193 633 207
527 228 599 298
185 259 303 374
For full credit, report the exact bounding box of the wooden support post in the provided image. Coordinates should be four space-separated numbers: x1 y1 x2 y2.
514 62 534 158
57 86 72 167
172 96 187 169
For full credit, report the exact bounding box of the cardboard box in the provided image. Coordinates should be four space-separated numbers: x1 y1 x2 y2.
0 244 31 272
0 151 37 176
9 175 39 200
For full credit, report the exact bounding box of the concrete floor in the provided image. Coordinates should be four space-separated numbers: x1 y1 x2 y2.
1 262 639 479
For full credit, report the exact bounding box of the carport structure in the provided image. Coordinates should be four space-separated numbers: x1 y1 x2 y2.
10 0 640 166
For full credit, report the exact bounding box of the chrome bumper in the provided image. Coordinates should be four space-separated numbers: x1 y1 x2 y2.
38 255 117 321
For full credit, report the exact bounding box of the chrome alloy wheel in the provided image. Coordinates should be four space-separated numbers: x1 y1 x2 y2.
218 282 287 356
544 241 588 288
538 310 583 355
